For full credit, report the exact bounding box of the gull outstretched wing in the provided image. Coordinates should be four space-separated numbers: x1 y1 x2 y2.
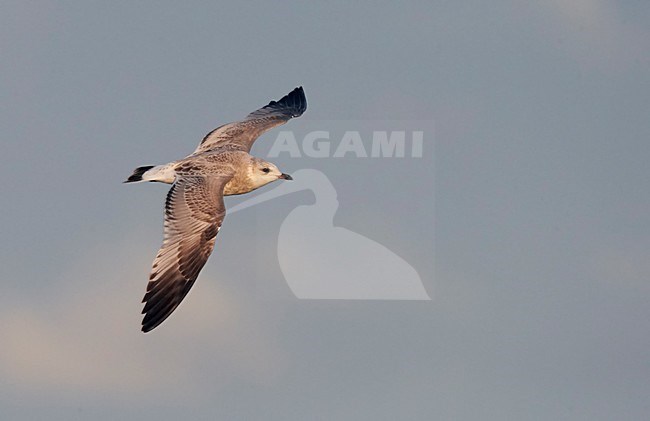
193 86 306 154
141 175 231 332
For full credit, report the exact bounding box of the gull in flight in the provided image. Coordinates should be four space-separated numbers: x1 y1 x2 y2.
125 87 306 332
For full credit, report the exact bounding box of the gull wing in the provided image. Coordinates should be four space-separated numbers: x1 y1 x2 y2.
193 86 306 154
141 175 231 332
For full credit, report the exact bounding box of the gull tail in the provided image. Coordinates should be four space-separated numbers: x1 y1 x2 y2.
124 163 177 184
124 166 155 183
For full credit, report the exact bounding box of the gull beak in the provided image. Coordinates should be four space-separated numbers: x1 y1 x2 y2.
279 173 293 180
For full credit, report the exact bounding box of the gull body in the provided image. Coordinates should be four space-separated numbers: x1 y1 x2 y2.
125 87 306 332
130 150 290 194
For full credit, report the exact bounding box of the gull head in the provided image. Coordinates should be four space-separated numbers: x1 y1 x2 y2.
248 158 292 190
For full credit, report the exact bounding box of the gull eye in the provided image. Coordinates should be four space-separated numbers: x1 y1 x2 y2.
261 167 270 173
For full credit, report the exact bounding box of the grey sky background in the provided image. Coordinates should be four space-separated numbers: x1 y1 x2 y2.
1 1 649 420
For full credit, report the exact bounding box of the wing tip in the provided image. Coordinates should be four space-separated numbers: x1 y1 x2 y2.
141 306 171 333
269 86 307 117
289 86 307 116
141 313 157 332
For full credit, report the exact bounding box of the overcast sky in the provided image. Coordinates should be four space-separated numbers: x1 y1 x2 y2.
1 1 649 420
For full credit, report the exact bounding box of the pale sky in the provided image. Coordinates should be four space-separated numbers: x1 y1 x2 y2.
1 1 649 420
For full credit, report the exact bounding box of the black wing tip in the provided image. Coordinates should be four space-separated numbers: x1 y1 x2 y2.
141 309 169 333
141 319 162 333
268 86 307 117
141 313 156 332
141 324 159 333
141 292 170 333
140 279 193 333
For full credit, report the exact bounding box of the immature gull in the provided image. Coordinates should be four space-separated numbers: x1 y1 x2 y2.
125 87 306 332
